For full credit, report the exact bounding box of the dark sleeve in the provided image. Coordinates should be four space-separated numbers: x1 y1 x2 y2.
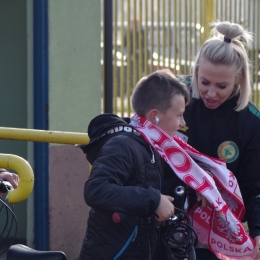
237 116 260 238
240 154 260 238
245 196 260 238
84 135 161 216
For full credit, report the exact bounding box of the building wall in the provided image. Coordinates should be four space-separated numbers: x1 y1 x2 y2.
0 1 101 258
48 0 101 133
48 1 101 259
0 0 29 241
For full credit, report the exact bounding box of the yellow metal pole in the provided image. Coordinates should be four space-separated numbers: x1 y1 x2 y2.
0 154 34 204
113 0 118 114
202 0 214 41
0 127 89 145
0 127 90 203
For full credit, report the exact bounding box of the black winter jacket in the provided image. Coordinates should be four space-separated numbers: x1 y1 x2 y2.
79 115 184 260
177 75 260 239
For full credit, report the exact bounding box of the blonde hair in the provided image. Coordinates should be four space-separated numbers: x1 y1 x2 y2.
192 21 253 111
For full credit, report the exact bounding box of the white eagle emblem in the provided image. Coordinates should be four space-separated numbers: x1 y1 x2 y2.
217 210 243 242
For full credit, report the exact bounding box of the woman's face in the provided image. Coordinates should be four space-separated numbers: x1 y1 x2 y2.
157 94 186 137
197 59 236 109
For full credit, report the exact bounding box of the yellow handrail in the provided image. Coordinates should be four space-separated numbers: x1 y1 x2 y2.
0 127 89 144
0 154 34 204
0 127 91 203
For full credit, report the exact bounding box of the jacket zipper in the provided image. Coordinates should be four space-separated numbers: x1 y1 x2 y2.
150 146 155 163
113 225 138 260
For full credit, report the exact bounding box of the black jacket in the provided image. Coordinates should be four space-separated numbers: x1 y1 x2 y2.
79 115 184 260
177 75 260 239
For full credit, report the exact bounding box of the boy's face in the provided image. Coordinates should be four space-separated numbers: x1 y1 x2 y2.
157 94 186 137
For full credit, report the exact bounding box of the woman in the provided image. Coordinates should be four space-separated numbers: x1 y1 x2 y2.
177 21 260 259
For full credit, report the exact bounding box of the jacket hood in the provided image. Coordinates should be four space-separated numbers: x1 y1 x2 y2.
76 113 142 164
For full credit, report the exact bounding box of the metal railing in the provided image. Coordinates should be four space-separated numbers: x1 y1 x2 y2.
0 127 89 145
0 127 90 203
102 0 260 116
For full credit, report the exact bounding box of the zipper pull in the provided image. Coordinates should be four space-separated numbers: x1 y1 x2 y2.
150 146 155 163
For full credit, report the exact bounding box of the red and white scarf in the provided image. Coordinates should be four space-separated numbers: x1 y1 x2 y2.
130 114 255 260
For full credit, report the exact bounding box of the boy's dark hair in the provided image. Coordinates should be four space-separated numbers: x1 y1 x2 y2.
131 69 190 117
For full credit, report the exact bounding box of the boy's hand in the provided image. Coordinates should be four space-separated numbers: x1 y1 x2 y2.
154 194 174 222
196 191 209 208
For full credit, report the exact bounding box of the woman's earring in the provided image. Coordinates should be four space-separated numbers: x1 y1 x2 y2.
154 116 159 125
